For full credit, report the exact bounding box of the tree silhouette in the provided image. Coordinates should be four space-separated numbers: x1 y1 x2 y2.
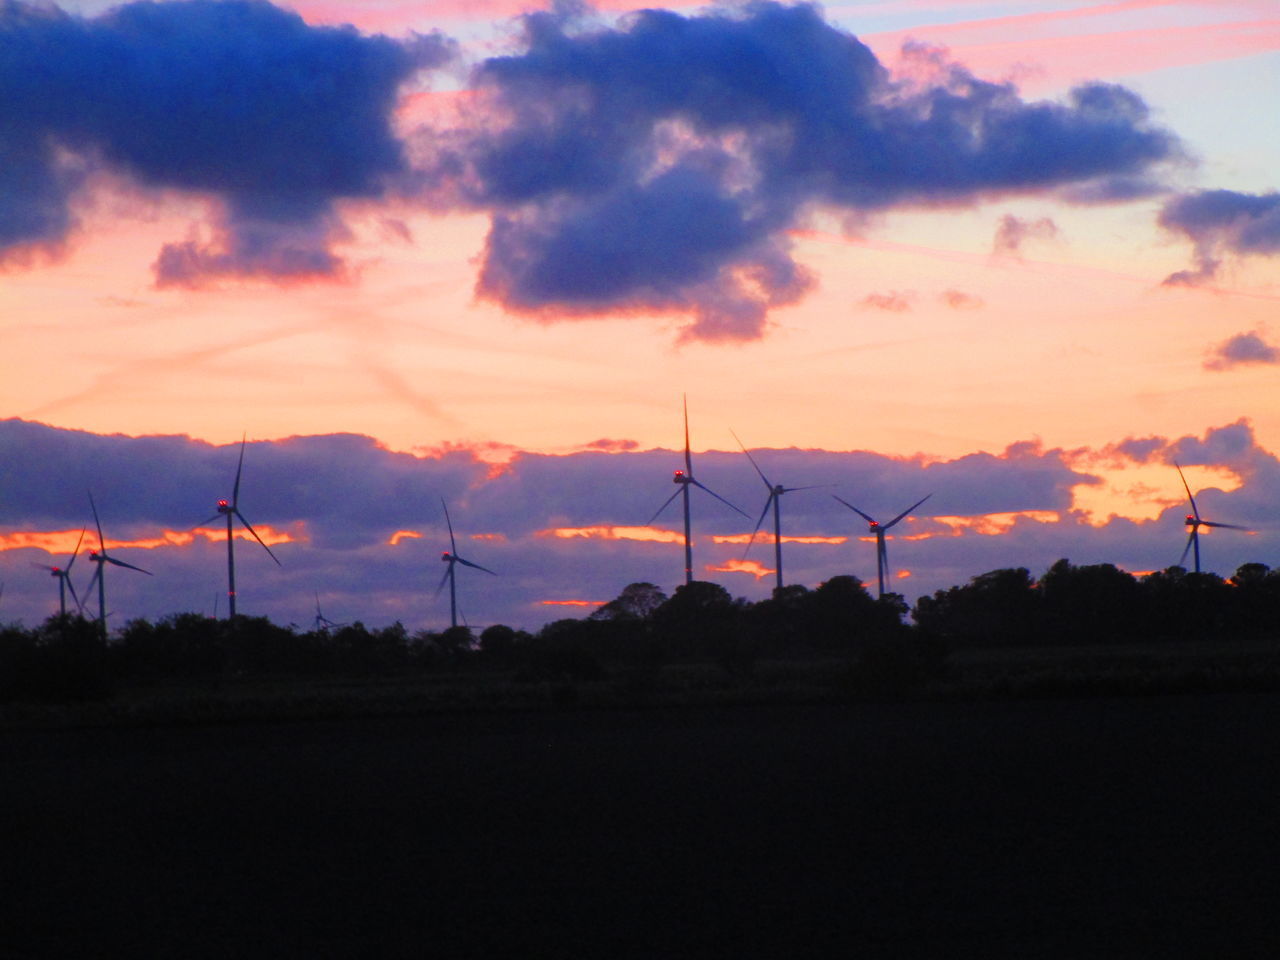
1038 559 1142 644
913 567 1039 647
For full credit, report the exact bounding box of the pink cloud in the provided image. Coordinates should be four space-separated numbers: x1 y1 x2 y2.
866 7 1280 92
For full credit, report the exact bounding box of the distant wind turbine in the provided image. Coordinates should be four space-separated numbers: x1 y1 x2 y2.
733 431 825 592
85 492 152 637
198 435 281 619
33 527 86 617
1175 462 1248 574
649 396 749 585
437 499 496 630
313 592 345 633
833 493 932 598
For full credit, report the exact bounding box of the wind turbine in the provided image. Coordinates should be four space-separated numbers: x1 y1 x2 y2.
1175 462 1247 574
313 592 344 633
85 492 152 637
33 528 86 617
733 431 825 592
437 499 496 630
198 435 281 619
833 493 932 598
649 396 748 585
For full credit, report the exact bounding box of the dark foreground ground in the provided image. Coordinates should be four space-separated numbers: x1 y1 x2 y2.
4 693 1279 958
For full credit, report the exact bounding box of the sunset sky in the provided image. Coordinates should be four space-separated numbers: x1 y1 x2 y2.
2 0 1277 631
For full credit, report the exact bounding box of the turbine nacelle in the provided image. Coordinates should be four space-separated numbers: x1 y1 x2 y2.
442 551 453 562
1185 515 1198 526
216 499 232 514
868 521 880 531
49 567 62 576
673 470 688 484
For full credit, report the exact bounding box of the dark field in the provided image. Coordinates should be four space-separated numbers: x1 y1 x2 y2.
4 694 1279 958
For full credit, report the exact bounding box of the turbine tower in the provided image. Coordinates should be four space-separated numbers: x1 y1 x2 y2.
734 431 824 592
649 396 748 585
1175 462 1247 574
85 492 152 637
34 527 85 617
199 435 281 619
437 499 496 630
833 493 932 598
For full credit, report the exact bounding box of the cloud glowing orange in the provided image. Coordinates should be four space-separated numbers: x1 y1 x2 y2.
0 526 298 554
927 512 1062 537
540 599 605 608
712 533 847 545
707 558 774 580
388 530 423 545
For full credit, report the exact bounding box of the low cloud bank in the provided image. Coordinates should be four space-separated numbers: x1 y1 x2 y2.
2 417 1276 631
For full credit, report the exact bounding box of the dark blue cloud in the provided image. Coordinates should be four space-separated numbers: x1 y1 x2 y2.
1159 189 1280 286
427 1 1180 341
0 0 454 282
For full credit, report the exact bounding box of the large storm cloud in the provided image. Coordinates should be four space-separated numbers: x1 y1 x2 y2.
0 0 453 283
425 1 1182 341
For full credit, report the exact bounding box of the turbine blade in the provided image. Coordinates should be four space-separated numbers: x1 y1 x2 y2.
731 429 772 489
782 484 830 493
1174 462 1200 521
107 555 152 575
884 493 932 530
441 498 458 555
435 562 453 596
88 491 105 550
683 394 692 476
66 527 86 572
1200 520 1249 531
832 495 877 525
1179 531 1195 567
193 514 222 530
454 555 497 576
86 565 101 597
66 577 82 612
647 487 683 525
32 563 58 572
743 495 774 559
232 433 247 507
235 510 283 566
690 478 749 518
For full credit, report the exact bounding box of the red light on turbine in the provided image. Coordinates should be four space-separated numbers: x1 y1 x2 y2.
441 552 452 561
1185 515 1196 524
869 521 880 529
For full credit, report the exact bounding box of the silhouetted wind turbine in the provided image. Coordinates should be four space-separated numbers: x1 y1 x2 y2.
199 435 281 619
313 592 345 632
833 493 932 598
649 396 749 585
1175 462 1247 574
437 499 496 630
33 527 86 617
733 431 825 592
85 492 151 637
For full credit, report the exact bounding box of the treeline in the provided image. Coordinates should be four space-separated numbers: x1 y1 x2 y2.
914 560 1280 647
3 560 1279 703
